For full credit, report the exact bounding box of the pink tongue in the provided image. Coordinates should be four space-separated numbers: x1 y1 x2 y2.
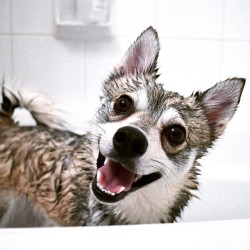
97 158 135 193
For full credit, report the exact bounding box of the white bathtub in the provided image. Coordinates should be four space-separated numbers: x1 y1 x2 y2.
0 164 249 250
0 219 250 250
178 164 250 222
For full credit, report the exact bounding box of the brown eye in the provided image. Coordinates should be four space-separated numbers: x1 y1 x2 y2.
114 95 133 114
164 125 186 146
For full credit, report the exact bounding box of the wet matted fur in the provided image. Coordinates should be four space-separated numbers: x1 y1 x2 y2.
0 27 245 227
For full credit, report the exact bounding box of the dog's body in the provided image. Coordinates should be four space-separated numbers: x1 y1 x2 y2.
0 27 245 227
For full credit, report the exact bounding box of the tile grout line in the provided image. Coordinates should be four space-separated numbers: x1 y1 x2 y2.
83 39 87 108
9 0 14 77
219 0 226 80
154 0 159 28
6 33 250 43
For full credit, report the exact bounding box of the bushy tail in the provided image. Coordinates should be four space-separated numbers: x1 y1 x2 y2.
0 82 66 129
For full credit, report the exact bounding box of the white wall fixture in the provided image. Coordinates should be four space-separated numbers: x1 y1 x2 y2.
55 0 113 38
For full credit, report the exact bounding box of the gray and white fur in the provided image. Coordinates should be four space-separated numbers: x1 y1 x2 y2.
0 27 245 227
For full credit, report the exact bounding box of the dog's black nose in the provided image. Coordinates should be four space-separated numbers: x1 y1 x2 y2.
113 126 148 158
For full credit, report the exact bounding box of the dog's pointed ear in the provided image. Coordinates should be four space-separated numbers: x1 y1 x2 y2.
195 78 245 137
116 26 160 78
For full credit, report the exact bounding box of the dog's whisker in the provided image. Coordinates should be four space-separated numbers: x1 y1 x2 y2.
151 164 177 193
149 159 181 193
151 158 179 180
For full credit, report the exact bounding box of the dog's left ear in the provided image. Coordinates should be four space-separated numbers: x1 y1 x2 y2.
196 78 245 137
116 26 160 78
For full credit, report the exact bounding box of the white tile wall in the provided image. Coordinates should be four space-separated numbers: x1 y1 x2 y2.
85 37 135 109
111 0 157 37
158 38 221 96
0 0 11 33
0 36 12 77
85 38 118 110
0 0 249 168
221 41 250 79
13 36 86 122
224 0 250 40
157 0 224 39
219 41 250 166
12 0 54 34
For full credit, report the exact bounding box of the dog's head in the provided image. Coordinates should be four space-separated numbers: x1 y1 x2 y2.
91 27 245 205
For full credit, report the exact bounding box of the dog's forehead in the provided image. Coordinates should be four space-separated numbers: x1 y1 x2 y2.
133 83 188 119
103 84 195 135
103 77 197 125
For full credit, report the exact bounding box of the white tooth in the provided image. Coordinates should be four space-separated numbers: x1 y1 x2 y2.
133 176 139 183
97 170 101 183
97 182 103 190
133 175 142 183
97 180 116 196
107 190 115 196
104 157 109 165
116 186 125 194
97 182 110 195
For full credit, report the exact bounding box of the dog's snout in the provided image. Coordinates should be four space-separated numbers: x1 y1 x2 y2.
113 126 148 158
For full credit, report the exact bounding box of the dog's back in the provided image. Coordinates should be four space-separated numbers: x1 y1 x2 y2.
0 84 96 227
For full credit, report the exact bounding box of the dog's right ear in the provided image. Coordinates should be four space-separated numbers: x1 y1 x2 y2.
115 26 160 78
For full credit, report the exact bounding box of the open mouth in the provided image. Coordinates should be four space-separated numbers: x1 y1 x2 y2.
92 152 161 203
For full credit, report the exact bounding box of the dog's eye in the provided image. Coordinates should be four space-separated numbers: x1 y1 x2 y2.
114 95 134 115
164 125 186 146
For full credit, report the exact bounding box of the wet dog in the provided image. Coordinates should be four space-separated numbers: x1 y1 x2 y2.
0 27 245 227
